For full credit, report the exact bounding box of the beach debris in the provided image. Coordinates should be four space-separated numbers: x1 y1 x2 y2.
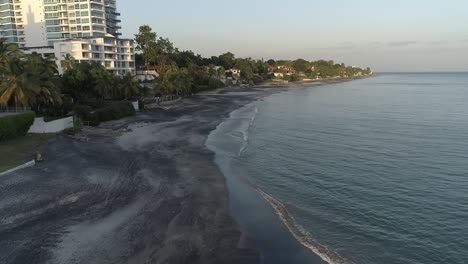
35 151 43 162
122 127 133 133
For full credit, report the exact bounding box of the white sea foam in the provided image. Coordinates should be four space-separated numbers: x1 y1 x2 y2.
255 187 350 264
236 106 259 156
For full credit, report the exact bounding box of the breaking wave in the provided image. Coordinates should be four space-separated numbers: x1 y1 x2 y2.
254 186 350 264
236 106 258 156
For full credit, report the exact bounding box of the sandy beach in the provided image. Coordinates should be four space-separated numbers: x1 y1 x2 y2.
0 79 361 264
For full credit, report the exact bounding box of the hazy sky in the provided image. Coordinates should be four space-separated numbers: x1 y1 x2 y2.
118 0 468 72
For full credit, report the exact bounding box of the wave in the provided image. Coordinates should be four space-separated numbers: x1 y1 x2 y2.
237 106 259 156
253 186 350 264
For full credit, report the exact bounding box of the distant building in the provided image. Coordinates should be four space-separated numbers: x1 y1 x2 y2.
273 72 284 78
277 65 296 75
226 68 241 78
136 70 159 82
266 65 276 72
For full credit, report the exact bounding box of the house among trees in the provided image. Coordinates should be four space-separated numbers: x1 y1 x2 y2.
277 65 296 76
136 65 160 82
226 68 241 78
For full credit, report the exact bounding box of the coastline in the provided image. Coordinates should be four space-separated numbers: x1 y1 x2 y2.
0 77 366 263
253 75 374 88
205 76 374 263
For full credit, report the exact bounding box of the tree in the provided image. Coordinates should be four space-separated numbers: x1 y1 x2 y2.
266 59 276 66
0 52 62 111
0 56 34 109
91 63 115 100
158 68 193 95
256 60 268 74
0 39 20 69
292 58 310 73
62 62 101 102
134 25 157 66
218 52 236 69
234 58 256 83
118 73 140 100
207 64 217 78
148 37 176 67
24 53 63 110
61 54 77 71
216 66 226 79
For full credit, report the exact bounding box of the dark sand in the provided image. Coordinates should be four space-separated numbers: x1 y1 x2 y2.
0 79 363 264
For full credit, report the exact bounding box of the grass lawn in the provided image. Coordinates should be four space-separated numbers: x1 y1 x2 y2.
0 134 55 172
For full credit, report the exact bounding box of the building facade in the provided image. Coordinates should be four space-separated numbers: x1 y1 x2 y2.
0 0 134 75
54 37 135 75
0 0 22 45
43 0 121 46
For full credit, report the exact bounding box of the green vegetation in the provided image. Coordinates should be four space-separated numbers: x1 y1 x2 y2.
0 112 35 142
0 25 373 144
134 25 373 94
91 101 135 125
0 39 143 131
0 133 54 171
74 101 135 126
61 61 140 103
0 40 62 113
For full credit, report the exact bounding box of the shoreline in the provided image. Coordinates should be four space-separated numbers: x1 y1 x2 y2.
0 77 365 263
205 77 372 263
253 74 374 88
254 187 346 264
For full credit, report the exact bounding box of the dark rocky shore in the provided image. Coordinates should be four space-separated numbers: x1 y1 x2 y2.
0 79 363 264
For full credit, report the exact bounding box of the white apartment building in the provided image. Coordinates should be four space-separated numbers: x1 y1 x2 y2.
0 0 134 75
54 37 135 75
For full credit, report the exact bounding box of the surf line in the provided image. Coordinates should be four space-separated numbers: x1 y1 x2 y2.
253 186 349 264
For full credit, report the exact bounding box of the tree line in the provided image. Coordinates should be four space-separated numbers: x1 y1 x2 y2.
0 40 140 118
134 25 372 93
0 25 373 115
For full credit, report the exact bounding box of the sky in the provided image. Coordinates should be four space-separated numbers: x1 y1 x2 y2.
117 0 468 72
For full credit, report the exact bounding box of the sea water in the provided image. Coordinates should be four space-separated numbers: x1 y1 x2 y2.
207 73 468 264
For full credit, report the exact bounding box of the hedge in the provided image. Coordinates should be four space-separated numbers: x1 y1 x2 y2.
75 101 135 126
0 112 35 142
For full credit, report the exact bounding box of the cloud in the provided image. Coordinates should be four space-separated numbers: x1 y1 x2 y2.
387 41 419 47
368 41 384 48
429 40 449 45
302 43 357 52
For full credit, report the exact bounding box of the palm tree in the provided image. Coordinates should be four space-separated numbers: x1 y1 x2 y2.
91 64 114 100
61 53 76 72
0 56 36 110
0 39 20 68
24 53 63 110
216 66 226 80
118 72 140 100
0 52 63 111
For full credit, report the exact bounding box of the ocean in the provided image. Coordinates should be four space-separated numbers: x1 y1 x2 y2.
207 73 468 264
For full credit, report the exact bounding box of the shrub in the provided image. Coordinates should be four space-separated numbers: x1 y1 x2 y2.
74 102 135 126
193 85 209 93
73 105 94 124
74 105 93 117
253 75 264 84
91 101 135 126
63 126 82 136
0 112 35 142
208 78 225 89
81 99 106 109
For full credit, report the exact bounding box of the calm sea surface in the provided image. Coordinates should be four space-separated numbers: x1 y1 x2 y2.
208 73 468 264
